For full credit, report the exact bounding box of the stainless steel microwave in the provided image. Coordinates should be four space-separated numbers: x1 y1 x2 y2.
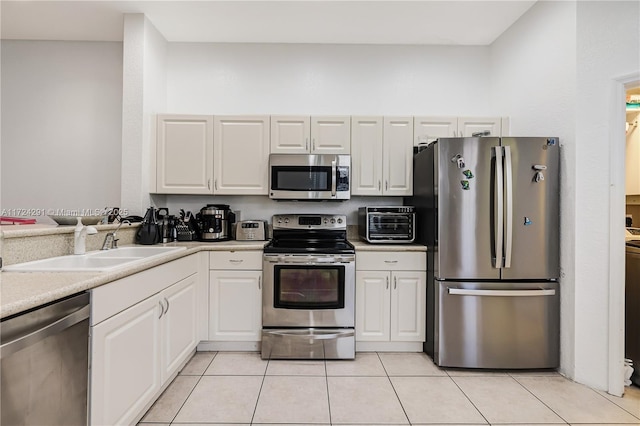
269 154 351 201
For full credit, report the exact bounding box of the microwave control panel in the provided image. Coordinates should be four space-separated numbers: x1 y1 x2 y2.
337 166 350 191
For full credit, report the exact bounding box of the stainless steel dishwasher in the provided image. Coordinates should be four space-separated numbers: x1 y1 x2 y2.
1 292 90 425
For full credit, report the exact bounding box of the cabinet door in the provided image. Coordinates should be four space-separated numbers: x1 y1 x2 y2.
383 117 414 196
351 116 383 195
270 115 311 154
414 116 457 145
209 270 262 341
457 116 502 137
155 115 214 194
355 271 391 341
90 296 161 426
161 274 198 383
311 116 351 154
213 115 270 195
390 271 426 342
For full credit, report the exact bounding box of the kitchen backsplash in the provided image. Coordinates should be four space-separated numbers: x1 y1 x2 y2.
1 224 139 266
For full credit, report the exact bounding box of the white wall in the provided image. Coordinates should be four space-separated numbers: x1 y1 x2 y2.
1 41 122 219
159 42 495 220
121 15 168 217
574 1 640 390
489 0 577 381
165 43 492 115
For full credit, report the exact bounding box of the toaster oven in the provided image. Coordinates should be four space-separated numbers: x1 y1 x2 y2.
358 206 415 243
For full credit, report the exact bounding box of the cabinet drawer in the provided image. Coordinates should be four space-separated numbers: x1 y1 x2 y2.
356 251 425 271
209 250 262 270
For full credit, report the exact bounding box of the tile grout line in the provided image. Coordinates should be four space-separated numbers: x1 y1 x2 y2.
378 352 413 426
446 371 491 426
167 351 219 425
508 374 570 425
249 357 270 425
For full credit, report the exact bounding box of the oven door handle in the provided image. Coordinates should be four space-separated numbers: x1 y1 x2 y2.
265 329 355 340
264 255 355 264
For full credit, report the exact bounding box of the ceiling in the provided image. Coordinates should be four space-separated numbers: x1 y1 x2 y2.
0 1 537 45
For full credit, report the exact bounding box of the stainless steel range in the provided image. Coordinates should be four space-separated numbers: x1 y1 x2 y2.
262 214 356 360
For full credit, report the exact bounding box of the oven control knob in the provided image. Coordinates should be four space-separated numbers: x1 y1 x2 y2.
284 218 289 224
337 218 343 224
330 218 335 224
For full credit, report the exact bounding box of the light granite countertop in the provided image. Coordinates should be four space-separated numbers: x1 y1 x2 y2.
1 239 426 319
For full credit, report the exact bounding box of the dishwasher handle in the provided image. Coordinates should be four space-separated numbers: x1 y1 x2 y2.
0 303 90 359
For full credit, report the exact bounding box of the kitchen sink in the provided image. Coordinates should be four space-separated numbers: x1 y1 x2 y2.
3 246 186 272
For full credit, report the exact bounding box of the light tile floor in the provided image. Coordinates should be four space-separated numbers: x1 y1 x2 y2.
138 351 640 426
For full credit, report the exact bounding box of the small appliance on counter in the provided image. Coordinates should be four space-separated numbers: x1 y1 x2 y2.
195 204 235 242
358 206 416 243
235 220 268 241
136 207 161 245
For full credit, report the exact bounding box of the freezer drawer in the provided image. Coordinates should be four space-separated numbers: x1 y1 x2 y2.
435 281 559 369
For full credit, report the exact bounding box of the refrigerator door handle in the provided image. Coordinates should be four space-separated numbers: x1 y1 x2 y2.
494 146 504 269
504 145 513 268
448 288 556 297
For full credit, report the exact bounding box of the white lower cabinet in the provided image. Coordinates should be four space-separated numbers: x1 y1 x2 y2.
356 251 426 348
208 251 262 342
90 255 199 426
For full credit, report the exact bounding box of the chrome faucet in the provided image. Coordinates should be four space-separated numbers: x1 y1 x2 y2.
101 220 131 250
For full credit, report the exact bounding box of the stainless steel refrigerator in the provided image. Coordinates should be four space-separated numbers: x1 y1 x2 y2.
408 137 560 369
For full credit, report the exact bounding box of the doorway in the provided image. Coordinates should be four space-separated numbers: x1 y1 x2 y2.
609 74 640 397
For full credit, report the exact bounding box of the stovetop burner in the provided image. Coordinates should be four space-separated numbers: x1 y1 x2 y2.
264 213 354 254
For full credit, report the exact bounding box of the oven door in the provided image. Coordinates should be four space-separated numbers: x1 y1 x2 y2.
262 254 355 327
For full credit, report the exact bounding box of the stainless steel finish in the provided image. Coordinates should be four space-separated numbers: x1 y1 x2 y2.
261 328 355 360
198 204 232 241
494 145 504 269
262 253 356 327
436 281 559 369
268 154 351 200
272 214 347 230
448 288 556 297
235 220 267 241
331 158 337 197
101 219 131 250
500 138 559 280
626 241 640 385
436 137 500 279
358 206 416 243
504 145 514 268
1 293 90 425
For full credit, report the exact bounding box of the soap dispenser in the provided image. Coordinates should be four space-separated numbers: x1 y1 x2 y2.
74 217 98 255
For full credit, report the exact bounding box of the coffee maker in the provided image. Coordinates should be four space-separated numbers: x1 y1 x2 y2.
196 204 235 242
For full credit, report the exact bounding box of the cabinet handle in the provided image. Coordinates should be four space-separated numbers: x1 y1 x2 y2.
258 276 261 290
158 300 164 319
164 298 169 315
384 260 398 264
394 276 397 290
229 259 243 263
305 138 309 151
312 138 316 151
386 276 389 290
378 180 381 191
385 180 388 191
214 179 218 190
207 179 211 190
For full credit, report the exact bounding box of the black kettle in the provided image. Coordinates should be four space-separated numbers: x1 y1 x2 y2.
136 207 161 245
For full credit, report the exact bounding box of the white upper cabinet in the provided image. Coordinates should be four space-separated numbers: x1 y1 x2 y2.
413 116 509 145
457 116 505 137
154 114 214 194
213 115 270 195
351 116 384 196
270 115 311 154
352 116 413 196
382 116 414 196
414 116 457 145
270 115 350 154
